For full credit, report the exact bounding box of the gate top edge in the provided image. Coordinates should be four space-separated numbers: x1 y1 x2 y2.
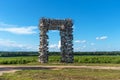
39 17 73 27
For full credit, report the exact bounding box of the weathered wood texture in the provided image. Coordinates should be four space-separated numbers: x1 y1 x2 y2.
39 18 74 63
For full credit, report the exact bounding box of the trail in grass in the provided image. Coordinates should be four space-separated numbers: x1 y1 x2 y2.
0 65 120 76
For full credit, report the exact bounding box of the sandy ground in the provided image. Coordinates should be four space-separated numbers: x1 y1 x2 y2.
0 65 120 76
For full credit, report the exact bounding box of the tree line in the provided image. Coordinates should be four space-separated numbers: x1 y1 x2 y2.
0 51 120 57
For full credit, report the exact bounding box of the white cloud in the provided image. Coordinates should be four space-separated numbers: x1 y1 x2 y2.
74 45 86 51
49 44 58 49
74 40 86 43
49 40 61 49
0 22 37 34
96 36 108 40
58 40 61 49
0 22 16 27
90 43 95 46
0 39 38 51
74 47 81 51
96 37 99 40
82 40 86 43
83 45 86 48
74 40 80 43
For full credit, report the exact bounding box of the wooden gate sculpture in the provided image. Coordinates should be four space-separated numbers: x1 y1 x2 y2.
39 18 73 63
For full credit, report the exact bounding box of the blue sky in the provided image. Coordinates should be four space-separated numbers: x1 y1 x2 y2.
0 0 120 51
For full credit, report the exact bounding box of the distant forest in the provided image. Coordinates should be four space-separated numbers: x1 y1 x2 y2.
0 51 120 57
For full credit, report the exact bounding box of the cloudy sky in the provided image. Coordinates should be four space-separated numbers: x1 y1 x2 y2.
0 0 120 51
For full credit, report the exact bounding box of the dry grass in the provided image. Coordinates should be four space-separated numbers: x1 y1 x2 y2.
0 68 120 80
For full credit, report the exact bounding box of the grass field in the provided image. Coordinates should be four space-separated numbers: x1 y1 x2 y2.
0 56 37 64
1 56 120 65
0 68 120 80
0 56 120 80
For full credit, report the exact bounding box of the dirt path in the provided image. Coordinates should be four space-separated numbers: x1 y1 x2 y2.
0 65 120 76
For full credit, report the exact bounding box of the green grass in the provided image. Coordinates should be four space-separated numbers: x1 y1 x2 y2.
1 56 120 80
1 56 120 65
0 69 120 80
74 56 120 63
0 56 37 64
